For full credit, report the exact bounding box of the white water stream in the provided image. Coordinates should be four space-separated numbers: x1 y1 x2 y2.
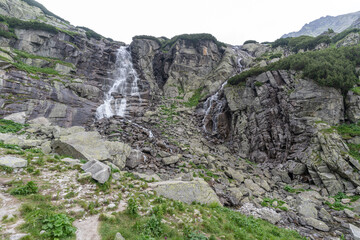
96 46 141 119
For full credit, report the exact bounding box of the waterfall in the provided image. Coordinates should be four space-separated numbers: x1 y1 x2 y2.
202 47 250 135
96 46 141 119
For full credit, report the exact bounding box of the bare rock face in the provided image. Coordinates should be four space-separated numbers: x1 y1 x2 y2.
345 90 360 123
224 70 358 194
0 4 124 127
130 37 238 101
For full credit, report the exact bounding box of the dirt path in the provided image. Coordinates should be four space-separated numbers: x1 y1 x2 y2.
73 215 101 240
0 192 26 239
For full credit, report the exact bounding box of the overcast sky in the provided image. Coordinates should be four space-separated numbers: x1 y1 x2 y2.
36 0 360 45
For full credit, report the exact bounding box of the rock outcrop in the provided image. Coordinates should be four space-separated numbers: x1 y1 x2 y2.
223 70 359 195
131 37 239 101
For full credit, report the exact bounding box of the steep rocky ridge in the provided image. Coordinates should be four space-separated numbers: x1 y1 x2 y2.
0 0 124 126
282 11 360 38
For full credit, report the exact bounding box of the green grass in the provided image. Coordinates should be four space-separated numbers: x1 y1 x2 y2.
183 88 205 108
351 87 360 96
10 181 38 196
261 198 288 211
334 122 360 139
324 192 359 211
100 196 304 240
0 119 26 133
13 49 74 68
18 194 75 240
13 61 60 75
283 185 306 194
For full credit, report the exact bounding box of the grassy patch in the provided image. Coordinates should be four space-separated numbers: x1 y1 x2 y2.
183 87 204 108
10 181 38 196
100 196 304 240
351 87 360 96
283 185 307 194
19 194 75 239
77 26 102 41
325 192 359 211
261 198 288 211
13 49 74 68
334 122 360 139
0 119 26 133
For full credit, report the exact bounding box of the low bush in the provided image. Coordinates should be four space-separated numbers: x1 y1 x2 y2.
10 181 38 195
42 213 76 239
78 26 102 40
0 119 25 133
229 45 360 93
243 40 258 44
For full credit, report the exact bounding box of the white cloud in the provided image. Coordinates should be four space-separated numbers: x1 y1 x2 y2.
36 0 360 45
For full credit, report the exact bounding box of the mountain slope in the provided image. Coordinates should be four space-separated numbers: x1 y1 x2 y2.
282 11 360 38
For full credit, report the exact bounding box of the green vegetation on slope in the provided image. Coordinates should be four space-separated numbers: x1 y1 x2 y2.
271 35 331 52
0 14 104 41
0 119 27 133
0 14 58 35
228 45 360 93
100 198 304 240
331 28 360 44
77 26 103 41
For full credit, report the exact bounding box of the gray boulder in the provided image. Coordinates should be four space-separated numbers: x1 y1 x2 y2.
105 141 131 170
304 217 330 232
52 131 111 162
225 167 244 183
81 160 110 184
350 224 360 240
3 112 26 124
149 178 221 205
125 150 145 169
133 172 161 182
0 156 27 168
114 232 125 240
298 202 318 218
162 154 182 165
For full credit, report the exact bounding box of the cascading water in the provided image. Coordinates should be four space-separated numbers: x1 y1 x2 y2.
96 46 141 119
202 47 250 135
96 46 154 138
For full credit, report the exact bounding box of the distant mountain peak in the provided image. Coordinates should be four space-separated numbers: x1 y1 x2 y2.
282 11 360 38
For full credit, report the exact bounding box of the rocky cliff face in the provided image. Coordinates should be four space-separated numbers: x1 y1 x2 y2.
130 37 239 101
0 0 125 126
221 70 360 195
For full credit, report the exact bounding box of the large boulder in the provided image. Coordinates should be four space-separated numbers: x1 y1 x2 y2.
0 156 27 168
52 131 111 161
149 178 221 205
81 160 110 184
105 141 132 170
3 112 26 124
125 149 145 169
